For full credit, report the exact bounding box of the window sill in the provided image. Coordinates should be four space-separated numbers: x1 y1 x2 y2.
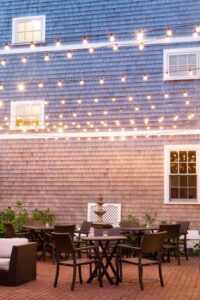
11 41 46 46
163 75 200 81
164 202 200 205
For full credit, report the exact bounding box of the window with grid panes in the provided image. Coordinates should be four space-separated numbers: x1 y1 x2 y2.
170 151 197 201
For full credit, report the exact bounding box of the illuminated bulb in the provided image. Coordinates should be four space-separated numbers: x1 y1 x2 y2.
30 42 35 49
88 112 92 116
173 115 179 121
115 120 120 126
128 96 133 101
73 113 77 117
183 91 188 97
159 117 164 123
99 78 105 85
56 39 61 47
165 71 169 78
79 79 85 85
164 93 169 99
130 119 135 125
103 111 108 115
45 100 48 105
1 60 6 66
4 43 10 51
83 37 88 44
94 98 99 103
143 74 148 81
57 80 62 87
109 34 115 42
173 125 177 129
113 44 119 51
44 54 50 61
135 106 139 111
61 100 65 104
67 51 73 59
4 116 8 121
77 99 82 104
146 95 151 100
121 76 126 82
17 83 25 92
38 82 44 88
21 57 27 64
188 113 195 120
139 43 144 50
185 100 190 105
144 118 149 124
0 101 3 107
166 28 173 37
88 47 94 53
151 104 156 110
59 114 63 119
112 97 116 102
196 25 200 33
137 31 144 41
189 69 193 76
193 31 198 38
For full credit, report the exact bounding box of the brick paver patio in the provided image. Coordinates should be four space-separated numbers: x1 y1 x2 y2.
0 257 200 300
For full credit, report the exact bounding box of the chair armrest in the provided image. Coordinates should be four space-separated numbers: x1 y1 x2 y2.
75 245 97 252
117 244 141 251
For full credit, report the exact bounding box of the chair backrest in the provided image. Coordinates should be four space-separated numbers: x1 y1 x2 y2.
80 221 92 234
141 232 167 254
94 227 120 236
52 232 74 255
3 223 16 238
120 221 140 229
54 224 75 239
177 221 190 235
159 224 180 240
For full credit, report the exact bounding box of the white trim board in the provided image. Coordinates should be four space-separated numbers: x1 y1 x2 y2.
1 35 200 55
0 128 200 140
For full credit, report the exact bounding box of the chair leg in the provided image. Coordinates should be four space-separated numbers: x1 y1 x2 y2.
54 263 60 287
71 266 77 290
176 248 181 265
138 265 144 290
184 239 188 260
116 259 120 285
98 262 103 288
158 263 164 287
78 266 83 284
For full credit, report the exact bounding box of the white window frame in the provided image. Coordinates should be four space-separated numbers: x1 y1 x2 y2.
12 15 46 44
163 48 200 81
10 100 45 130
164 145 200 204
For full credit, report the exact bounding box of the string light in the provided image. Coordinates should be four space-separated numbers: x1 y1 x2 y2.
89 47 94 53
79 79 85 85
109 34 115 42
189 69 193 76
0 84 5 90
94 98 99 103
195 25 200 33
1 60 6 66
56 39 61 47
166 28 173 37
67 51 73 59
112 97 116 102
128 96 133 101
44 53 50 61
38 82 44 88
4 43 10 51
30 42 35 49
99 78 105 85
139 43 144 50
57 80 62 87
83 37 88 44
143 74 148 81
21 57 27 64
121 76 126 82
61 100 65 104
113 44 119 51
146 95 151 100
17 83 25 92
77 99 82 104
137 31 144 41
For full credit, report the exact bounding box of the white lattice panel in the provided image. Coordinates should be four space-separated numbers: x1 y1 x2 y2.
87 203 121 227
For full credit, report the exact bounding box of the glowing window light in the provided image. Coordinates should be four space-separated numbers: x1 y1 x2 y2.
103 111 108 115
88 111 92 116
112 97 116 102
135 106 139 111
173 115 179 121
130 119 135 125
185 100 190 105
196 25 200 33
189 69 193 76
164 93 169 99
183 91 188 97
73 113 77 117
193 31 198 38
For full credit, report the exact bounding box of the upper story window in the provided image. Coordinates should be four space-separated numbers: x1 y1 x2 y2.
164 145 200 204
163 48 200 80
12 16 46 44
10 100 45 130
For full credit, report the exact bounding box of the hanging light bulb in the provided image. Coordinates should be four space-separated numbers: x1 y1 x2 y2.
17 83 25 92
0 84 4 90
38 82 44 88
77 99 82 104
151 104 156 110
61 100 65 104
183 91 188 97
164 93 169 99
56 39 61 47
137 31 144 41
113 44 119 51
99 78 105 85
30 42 35 49
166 28 173 37
143 74 148 81
121 76 126 82
4 43 10 51
112 97 116 102
195 25 200 33
57 80 62 87
189 69 193 76
185 100 190 105
44 53 50 61
88 47 94 53
109 34 115 42
139 43 144 50
146 95 151 100
21 57 27 64
83 37 88 44
67 51 73 59
1 60 6 66
79 79 85 85
94 98 99 103
128 96 133 101
193 31 198 38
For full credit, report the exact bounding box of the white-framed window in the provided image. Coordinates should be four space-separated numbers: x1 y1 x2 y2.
10 100 45 130
164 145 200 204
12 15 46 44
163 48 200 80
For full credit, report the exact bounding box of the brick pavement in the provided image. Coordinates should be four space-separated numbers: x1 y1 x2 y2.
0 257 200 300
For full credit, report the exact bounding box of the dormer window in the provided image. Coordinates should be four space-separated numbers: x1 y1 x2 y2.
12 16 46 44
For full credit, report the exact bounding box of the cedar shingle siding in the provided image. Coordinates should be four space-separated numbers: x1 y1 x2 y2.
0 0 199 226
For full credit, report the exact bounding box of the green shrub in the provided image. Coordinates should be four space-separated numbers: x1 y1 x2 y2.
32 208 54 225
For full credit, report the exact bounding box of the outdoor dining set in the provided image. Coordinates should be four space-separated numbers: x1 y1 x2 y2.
0 219 190 291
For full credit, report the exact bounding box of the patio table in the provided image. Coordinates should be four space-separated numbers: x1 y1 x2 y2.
23 224 54 260
82 235 127 285
120 226 158 246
